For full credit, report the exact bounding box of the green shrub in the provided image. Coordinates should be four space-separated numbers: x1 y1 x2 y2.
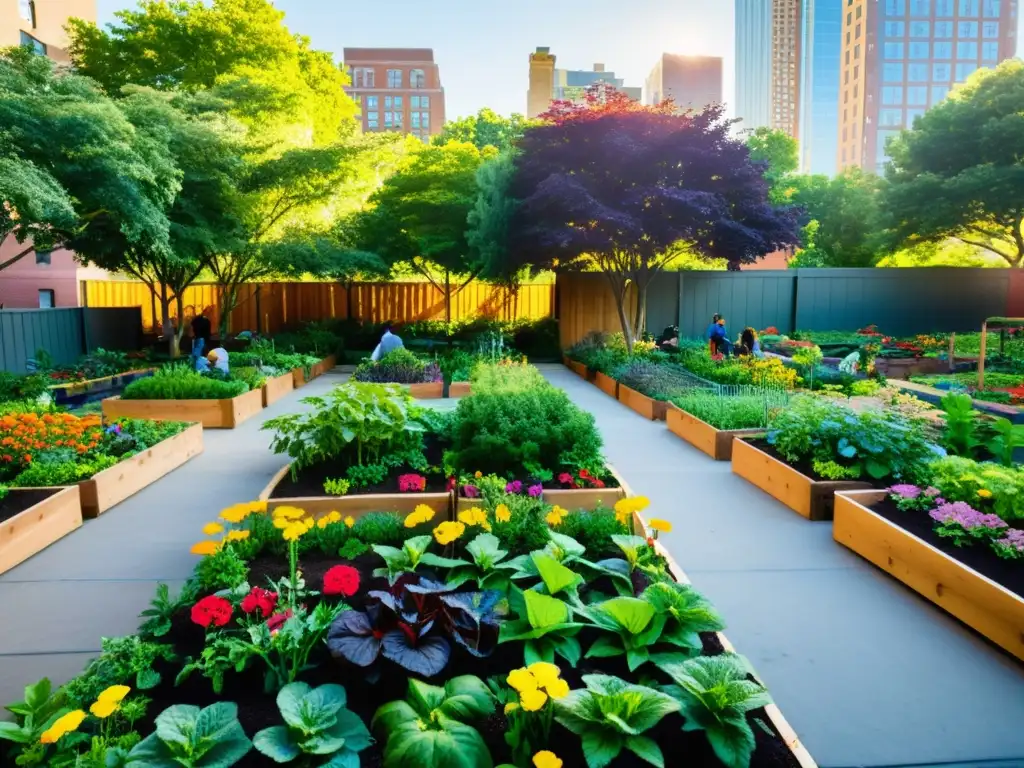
670 390 786 430
553 508 628 558
351 512 406 547
122 365 249 400
195 547 249 592
470 361 546 395
486 492 551 554
0 372 49 403
446 384 605 479
12 453 120 487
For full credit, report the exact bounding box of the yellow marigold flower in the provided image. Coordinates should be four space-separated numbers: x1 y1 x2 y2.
545 508 564 526
226 530 250 542
504 702 519 715
303 517 315 529
495 504 511 523
96 685 130 704
474 471 483 479
273 506 305 521
190 540 219 556
317 511 342 529
282 522 310 542
202 522 224 536
533 751 563 768
405 505 436 528
527 662 561 689
248 501 267 515
89 699 119 718
977 489 993 498
615 509 629 525
39 710 86 744
519 688 548 712
649 518 672 533
458 507 488 527
344 516 355 528
545 678 570 699
273 516 291 530
433 521 465 546
218 503 252 524
506 668 538 693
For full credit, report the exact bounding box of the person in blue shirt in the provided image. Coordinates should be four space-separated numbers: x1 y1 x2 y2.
708 314 732 356
371 324 405 361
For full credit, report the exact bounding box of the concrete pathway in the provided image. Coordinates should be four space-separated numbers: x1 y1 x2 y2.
4 365 1024 767
539 365 1024 768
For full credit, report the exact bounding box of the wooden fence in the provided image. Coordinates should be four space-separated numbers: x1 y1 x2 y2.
0 308 143 374
82 280 555 335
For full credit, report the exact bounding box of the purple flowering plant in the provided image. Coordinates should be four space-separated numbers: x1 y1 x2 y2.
527 483 543 497
505 480 523 494
992 529 1024 560
929 502 1008 547
888 484 941 513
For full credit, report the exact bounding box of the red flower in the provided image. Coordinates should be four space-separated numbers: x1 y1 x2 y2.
558 472 572 485
240 587 277 617
398 473 427 492
190 596 232 629
446 476 457 492
646 536 655 547
267 609 293 633
323 565 360 597
578 469 590 479
592 478 606 488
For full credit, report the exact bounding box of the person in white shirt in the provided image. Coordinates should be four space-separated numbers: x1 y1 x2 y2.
371 324 405 362
207 348 230 374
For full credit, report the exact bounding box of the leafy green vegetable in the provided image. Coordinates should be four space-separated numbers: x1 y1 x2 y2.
126 702 251 767
499 589 584 666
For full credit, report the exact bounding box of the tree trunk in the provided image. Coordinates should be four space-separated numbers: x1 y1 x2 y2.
606 274 634 354
160 285 177 358
174 293 188 356
444 269 451 326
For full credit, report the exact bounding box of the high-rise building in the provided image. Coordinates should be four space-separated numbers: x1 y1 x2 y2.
645 54 724 111
798 0 843 175
528 49 640 117
771 0 802 137
839 0 1018 173
1 0 96 62
735 0 773 131
343 48 446 141
527 47 557 118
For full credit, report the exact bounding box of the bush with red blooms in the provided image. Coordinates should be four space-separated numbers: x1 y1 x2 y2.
323 565 360 597
556 469 606 490
267 609 293 633
240 587 278 617
190 595 232 629
398 473 427 492
857 324 882 336
760 326 779 335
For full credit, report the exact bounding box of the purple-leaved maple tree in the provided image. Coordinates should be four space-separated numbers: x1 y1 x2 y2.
507 86 802 349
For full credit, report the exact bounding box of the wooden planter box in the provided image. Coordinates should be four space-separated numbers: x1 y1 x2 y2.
617 384 668 421
259 462 453 521
0 487 82 575
448 382 472 398
404 382 444 399
593 371 618 399
262 372 295 407
563 358 589 379
291 366 312 388
74 424 203 518
835 491 1024 662
312 355 337 377
731 438 872 521
666 403 761 461
102 388 264 429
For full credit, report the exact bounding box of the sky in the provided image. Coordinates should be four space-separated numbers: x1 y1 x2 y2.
95 0 737 121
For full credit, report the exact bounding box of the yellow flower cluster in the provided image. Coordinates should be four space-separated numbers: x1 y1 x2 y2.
318 510 356 529
648 518 672 534
89 685 130 719
533 752 563 768
978 489 993 499
219 500 266 524
506 662 570 712
495 503 511 523
458 507 491 532
433 520 465 545
545 505 567 527
613 496 650 524
40 686 131 744
405 504 437 528
273 506 315 541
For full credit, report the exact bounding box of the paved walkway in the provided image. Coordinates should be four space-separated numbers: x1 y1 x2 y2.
540 365 1024 768
3 365 1024 767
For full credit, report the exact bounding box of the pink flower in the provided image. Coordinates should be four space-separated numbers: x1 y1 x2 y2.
528 483 543 497
462 484 479 498
558 472 572 486
398 473 426 493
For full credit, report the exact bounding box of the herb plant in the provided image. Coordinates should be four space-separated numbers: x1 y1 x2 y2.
126 702 252 767
986 417 1024 467
939 393 985 458
121 365 249 401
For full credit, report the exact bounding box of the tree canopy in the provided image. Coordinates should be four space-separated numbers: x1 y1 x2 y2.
745 127 799 204
884 59 1024 267
433 108 537 152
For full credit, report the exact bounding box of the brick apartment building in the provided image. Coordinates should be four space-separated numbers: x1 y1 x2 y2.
343 48 446 140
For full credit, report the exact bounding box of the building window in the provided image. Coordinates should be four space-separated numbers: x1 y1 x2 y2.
410 96 420 108
35 250 51 265
934 21 953 38
934 41 953 58
883 63 904 82
855 23 861 37
18 0 35 25
384 96 392 108
933 62 952 80
411 112 420 129
393 95 403 108
982 41 999 60
909 21 930 37
353 67 375 88
910 0 930 14
982 0 998 15
885 0 906 13
419 112 430 130
366 95 378 109
410 69 426 88
394 111 403 128
908 86 928 105
384 112 393 128
19 30 46 55
366 111 379 129
351 94 362 105
955 62 978 80
957 41 978 58
882 86 904 104
909 63 929 81
931 85 951 102
857 4 863 16
885 21 905 37
907 108 926 123
909 42 929 58
960 0 979 13
935 0 954 13
38 289 55 309
884 42 904 59
983 21 1000 37
959 21 979 37
854 43 861 59
420 95 430 108
387 69 402 88
880 108 903 125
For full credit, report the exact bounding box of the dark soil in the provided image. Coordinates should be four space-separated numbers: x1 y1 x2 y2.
271 439 447 498
0 489 59 524
144 545 799 768
868 496 1024 599
745 438 885 487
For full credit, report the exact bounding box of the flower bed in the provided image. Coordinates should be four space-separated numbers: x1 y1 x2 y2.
834 489 1024 661
0 485 82 575
457 470 626 516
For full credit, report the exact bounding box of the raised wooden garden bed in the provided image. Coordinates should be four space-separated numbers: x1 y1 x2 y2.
312 354 337 376
731 438 872 521
0 486 82 575
593 371 618 398
102 387 264 429
448 382 472 398
895 379 1024 424
834 490 1024 662
49 368 157 404
261 372 295 407
259 462 453 520
456 465 627 515
291 355 336 387
666 403 761 461
562 357 589 379
403 381 444 399
617 384 668 421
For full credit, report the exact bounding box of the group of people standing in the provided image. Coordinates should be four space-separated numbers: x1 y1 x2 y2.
706 314 762 358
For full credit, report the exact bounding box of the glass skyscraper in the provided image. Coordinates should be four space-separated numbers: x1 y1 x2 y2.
735 0 773 131
799 0 843 174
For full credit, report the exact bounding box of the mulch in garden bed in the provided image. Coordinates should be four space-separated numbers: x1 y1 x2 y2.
0 489 60 525
866 496 1024 599
150 549 800 767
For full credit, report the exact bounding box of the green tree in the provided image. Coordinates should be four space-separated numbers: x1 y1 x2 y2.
433 108 537 152
467 151 518 286
885 60 1024 267
0 47 173 272
788 169 886 268
348 141 495 322
745 127 799 204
